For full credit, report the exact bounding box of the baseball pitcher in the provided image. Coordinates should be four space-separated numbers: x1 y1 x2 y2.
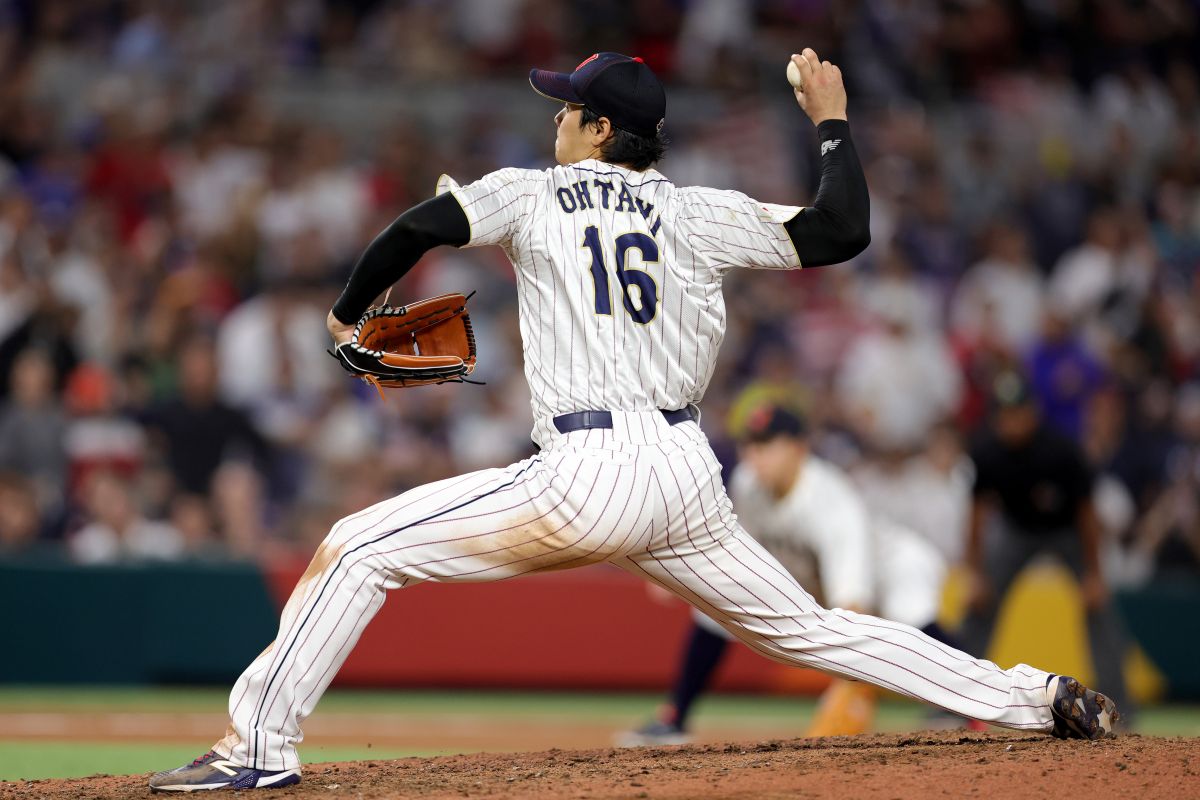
150 50 1117 793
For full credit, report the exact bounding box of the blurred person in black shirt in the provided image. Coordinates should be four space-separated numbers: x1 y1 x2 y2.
961 371 1130 712
145 335 267 498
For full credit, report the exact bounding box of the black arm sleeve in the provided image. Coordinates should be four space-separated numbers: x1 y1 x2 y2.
783 119 870 267
331 192 470 324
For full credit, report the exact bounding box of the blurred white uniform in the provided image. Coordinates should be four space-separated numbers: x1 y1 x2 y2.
694 456 945 637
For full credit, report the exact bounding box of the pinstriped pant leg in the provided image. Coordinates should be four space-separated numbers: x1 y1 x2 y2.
616 433 1055 732
215 462 534 771
216 444 652 771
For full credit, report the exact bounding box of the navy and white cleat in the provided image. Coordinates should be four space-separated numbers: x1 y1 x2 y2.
1047 675 1120 740
149 751 301 792
614 720 692 747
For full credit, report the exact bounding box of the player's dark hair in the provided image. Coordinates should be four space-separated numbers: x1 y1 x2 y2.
579 106 668 170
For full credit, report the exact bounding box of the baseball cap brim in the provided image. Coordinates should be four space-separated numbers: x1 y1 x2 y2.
528 69 582 104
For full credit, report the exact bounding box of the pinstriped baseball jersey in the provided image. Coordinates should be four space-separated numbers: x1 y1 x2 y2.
439 161 802 447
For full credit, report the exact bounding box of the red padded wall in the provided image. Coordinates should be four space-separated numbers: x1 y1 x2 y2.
265 562 829 694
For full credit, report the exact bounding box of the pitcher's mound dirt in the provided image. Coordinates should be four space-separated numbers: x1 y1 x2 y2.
1 731 1193 800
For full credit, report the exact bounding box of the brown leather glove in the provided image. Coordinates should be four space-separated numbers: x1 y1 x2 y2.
329 292 478 393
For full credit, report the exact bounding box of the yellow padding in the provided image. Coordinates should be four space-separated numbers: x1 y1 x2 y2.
940 563 1165 704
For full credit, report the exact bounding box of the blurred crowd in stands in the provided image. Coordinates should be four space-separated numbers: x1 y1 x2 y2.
0 0 1196 587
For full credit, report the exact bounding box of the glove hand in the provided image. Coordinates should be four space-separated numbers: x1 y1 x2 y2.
329 293 478 392
327 311 354 348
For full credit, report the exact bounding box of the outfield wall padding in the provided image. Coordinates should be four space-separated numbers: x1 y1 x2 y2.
0 558 278 684
1 557 1195 699
259 561 817 693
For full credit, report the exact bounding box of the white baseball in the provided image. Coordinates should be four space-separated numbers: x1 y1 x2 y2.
787 59 803 89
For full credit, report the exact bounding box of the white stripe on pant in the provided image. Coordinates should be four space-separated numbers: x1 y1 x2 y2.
216 411 1052 771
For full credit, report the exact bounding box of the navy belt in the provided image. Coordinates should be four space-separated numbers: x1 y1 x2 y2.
553 407 698 434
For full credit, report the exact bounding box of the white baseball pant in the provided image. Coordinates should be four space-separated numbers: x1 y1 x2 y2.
694 515 948 638
216 411 1052 770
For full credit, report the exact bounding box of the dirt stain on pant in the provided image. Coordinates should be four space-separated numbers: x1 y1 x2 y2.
483 515 611 575
280 541 344 615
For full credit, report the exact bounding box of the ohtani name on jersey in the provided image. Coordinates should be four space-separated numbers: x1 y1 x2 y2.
556 179 662 236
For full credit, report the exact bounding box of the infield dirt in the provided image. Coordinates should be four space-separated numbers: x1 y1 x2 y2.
1 730 1193 800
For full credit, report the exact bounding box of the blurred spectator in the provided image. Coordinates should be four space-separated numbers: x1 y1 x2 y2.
38 214 115 364
950 223 1043 355
145 336 266 497
210 461 269 558
1094 63 1176 202
216 280 337 413
84 107 173 243
837 278 962 453
0 472 43 554
215 279 337 500
1129 384 1200 576
0 234 79 397
1026 310 1106 440
1048 208 1154 328
62 362 145 500
448 389 534 471
673 0 753 83
255 129 369 269
1150 178 1200 284
68 468 184 564
0 347 67 522
853 422 972 565
169 493 225 559
893 172 969 290
168 110 268 242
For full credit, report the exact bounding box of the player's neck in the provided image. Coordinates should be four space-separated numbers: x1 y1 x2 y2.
773 453 807 500
575 157 647 173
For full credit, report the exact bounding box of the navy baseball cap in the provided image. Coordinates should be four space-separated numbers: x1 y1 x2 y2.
529 52 666 138
740 404 808 444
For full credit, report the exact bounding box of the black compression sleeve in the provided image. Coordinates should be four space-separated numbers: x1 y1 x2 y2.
783 119 870 267
331 192 471 324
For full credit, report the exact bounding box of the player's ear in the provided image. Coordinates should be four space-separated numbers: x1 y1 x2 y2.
590 116 615 146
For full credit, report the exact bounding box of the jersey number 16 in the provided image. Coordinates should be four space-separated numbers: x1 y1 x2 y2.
581 225 660 324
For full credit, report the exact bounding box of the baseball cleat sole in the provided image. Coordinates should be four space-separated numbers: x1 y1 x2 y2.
1048 675 1120 740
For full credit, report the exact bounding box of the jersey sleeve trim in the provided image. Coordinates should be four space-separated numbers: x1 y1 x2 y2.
761 203 805 267
436 173 474 246
437 168 545 248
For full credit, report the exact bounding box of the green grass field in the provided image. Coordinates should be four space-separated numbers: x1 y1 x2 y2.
1 687 1197 781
